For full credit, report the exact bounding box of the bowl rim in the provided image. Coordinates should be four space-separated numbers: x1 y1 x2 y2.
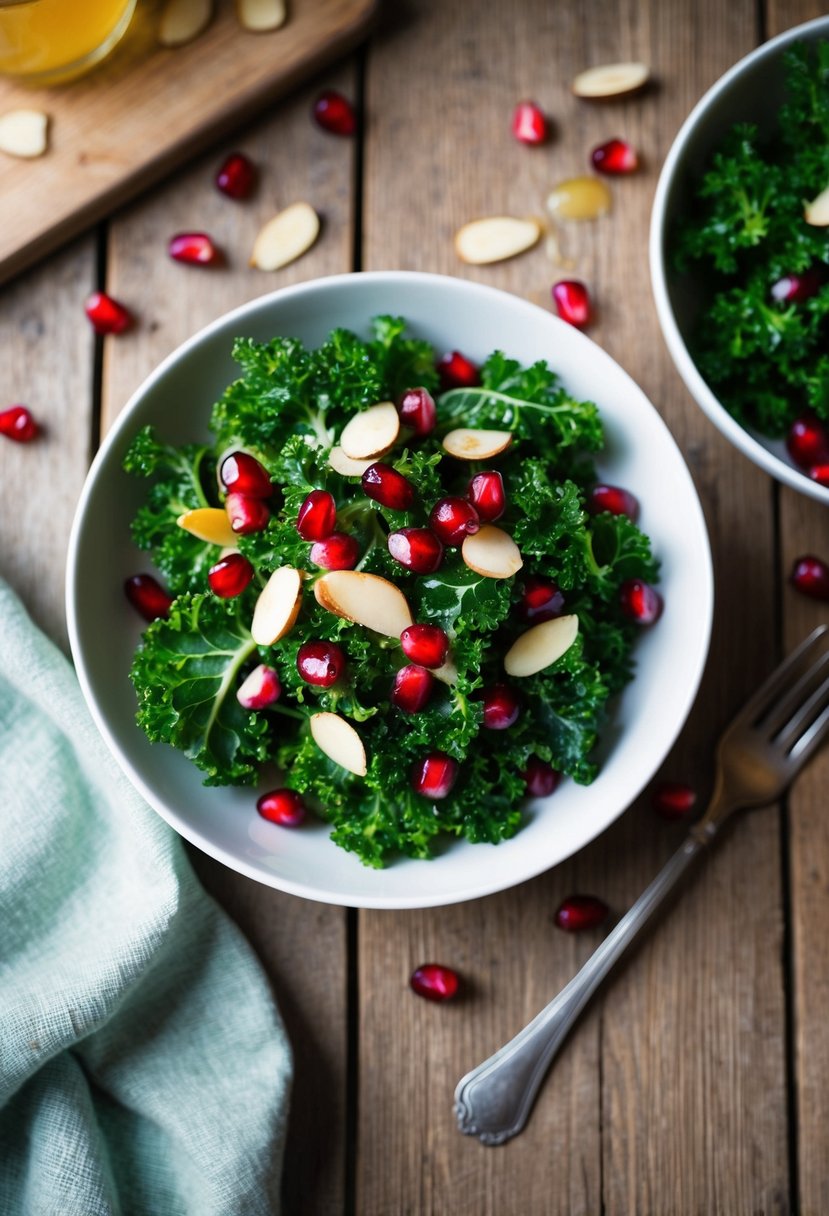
649 14 829 506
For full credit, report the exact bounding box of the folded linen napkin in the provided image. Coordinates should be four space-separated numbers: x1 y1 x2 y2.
0 580 292 1216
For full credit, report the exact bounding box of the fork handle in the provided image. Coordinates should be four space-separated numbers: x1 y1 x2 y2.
454 828 715 1145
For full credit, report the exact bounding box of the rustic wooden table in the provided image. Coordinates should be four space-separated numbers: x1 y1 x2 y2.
4 0 829 1211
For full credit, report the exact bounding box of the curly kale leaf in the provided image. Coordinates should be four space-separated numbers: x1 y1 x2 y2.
585 512 660 601
369 315 441 399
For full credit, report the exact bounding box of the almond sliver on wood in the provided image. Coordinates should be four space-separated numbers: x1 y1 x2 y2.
310 712 367 776
236 0 286 31
158 0 213 46
250 202 320 271
251 567 303 646
442 428 512 460
462 525 523 579
454 216 541 265
571 62 649 99
504 614 579 677
177 507 237 548
339 402 399 460
805 185 829 226
314 570 413 637
0 110 48 159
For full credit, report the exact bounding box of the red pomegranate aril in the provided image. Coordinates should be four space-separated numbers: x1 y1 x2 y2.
468 470 505 522
483 683 521 730
400 623 449 669
219 451 272 498
398 387 437 437
362 462 416 511
786 414 829 470
587 483 639 521
208 552 254 598
391 664 434 713
552 279 592 329
591 137 639 175
297 640 346 687
523 756 560 798
168 231 220 266
410 963 460 1002
226 492 270 535
437 349 480 391
85 291 131 335
215 151 256 199
771 267 823 303
257 788 306 827
554 895 609 933
619 578 663 624
0 404 39 442
512 100 548 145
313 89 356 136
388 527 444 574
790 555 829 601
124 573 173 622
808 463 829 487
652 781 697 821
296 489 337 540
429 496 480 546
310 531 360 570
411 751 459 799
237 664 282 710
519 576 565 623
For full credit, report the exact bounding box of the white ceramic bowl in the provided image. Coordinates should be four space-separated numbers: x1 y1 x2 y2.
650 16 829 505
67 271 712 909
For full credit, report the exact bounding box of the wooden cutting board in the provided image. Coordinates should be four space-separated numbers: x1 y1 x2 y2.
0 0 376 286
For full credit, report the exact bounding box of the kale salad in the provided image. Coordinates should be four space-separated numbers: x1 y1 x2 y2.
123 316 660 868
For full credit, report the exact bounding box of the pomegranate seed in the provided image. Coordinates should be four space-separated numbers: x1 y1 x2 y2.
467 470 505 522
219 451 272 498
400 623 449 669
652 781 697 820
388 528 444 574
554 894 609 932
410 963 460 1002
790 555 829 601
0 404 39 442
437 350 480 391
771 267 823 303
482 683 521 729
808 463 829 487
84 291 131 335
124 573 173 622
398 387 437 437
411 751 459 799
591 137 639 175
786 414 829 470
586 483 639 520
168 232 220 266
552 280 592 329
226 492 270 535
362 462 416 511
429 496 480 546
512 100 548 145
313 89 356 136
310 532 360 570
257 788 306 827
619 578 663 624
237 664 282 710
391 664 434 713
215 151 256 200
296 489 337 540
518 576 565 623
523 756 560 797
296 640 346 687
208 552 254 598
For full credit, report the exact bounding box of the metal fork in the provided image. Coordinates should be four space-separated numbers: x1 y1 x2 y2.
455 625 829 1146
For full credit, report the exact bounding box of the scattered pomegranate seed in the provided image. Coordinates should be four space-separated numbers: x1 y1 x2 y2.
619 578 663 624
786 414 829 470
790 555 829 601
310 532 360 570
429 496 480 546
215 151 257 200
219 451 272 498
400 623 449 669
391 664 434 713
257 788 306 827
85 291 132 335
237 664 282 710
552 279 592 328
398 387 437 437
523 756 560 797
512 100 548 145
207 552 254 598
313 89 357 136
771 267 823 303
410 963 460 1002
388 527 444 574
168 232 221 266
0 404 39 442
518 576 565 623
226 492 270 535
296 640 346 687
296 489 337 540
467 470 505 522
554 894 609 932
482 683 521 730
124 573 173 622
437 350 480 391
362 462 416 511
586 483 639 520
808 464 829 487
590 137 639 175
411 751 459 799
652 780 697 820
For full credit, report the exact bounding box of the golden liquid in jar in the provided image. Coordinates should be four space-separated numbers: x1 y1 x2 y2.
546 177 612 221
0 0 136 82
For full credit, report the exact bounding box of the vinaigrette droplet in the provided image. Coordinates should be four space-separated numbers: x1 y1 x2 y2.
546 176 612 221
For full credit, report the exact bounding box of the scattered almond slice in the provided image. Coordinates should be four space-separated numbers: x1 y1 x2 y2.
805 185 829 226
310 712 367 776
158 0 212 46
462 525 523 580
504 614 579 677
454 216 541 265
442 428 513 461
177 507 237 548
314 570 413 637
328 446 374 476
251 566 302 646
0 109 48 159
572 62 649 100
250 202 320 271
432 657 459 686
339 401 399 460
236 0 286 31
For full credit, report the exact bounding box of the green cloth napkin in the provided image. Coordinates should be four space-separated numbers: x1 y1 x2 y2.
0 580 292 1216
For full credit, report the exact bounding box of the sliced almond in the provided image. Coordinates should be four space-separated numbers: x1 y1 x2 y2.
454 216 541 265
236 0 286 31
158 0 212 45
328 446 374 477
177 507 237 548
504 614 579 677
572 62 649 100
339 401 399 461
0 109 48 159
314 570 413 637
250 202 320 271
461 525 523 580
442 428 513 461
310 712 367 776
805 185 829 227
250 566 302 646
432 657 458 686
